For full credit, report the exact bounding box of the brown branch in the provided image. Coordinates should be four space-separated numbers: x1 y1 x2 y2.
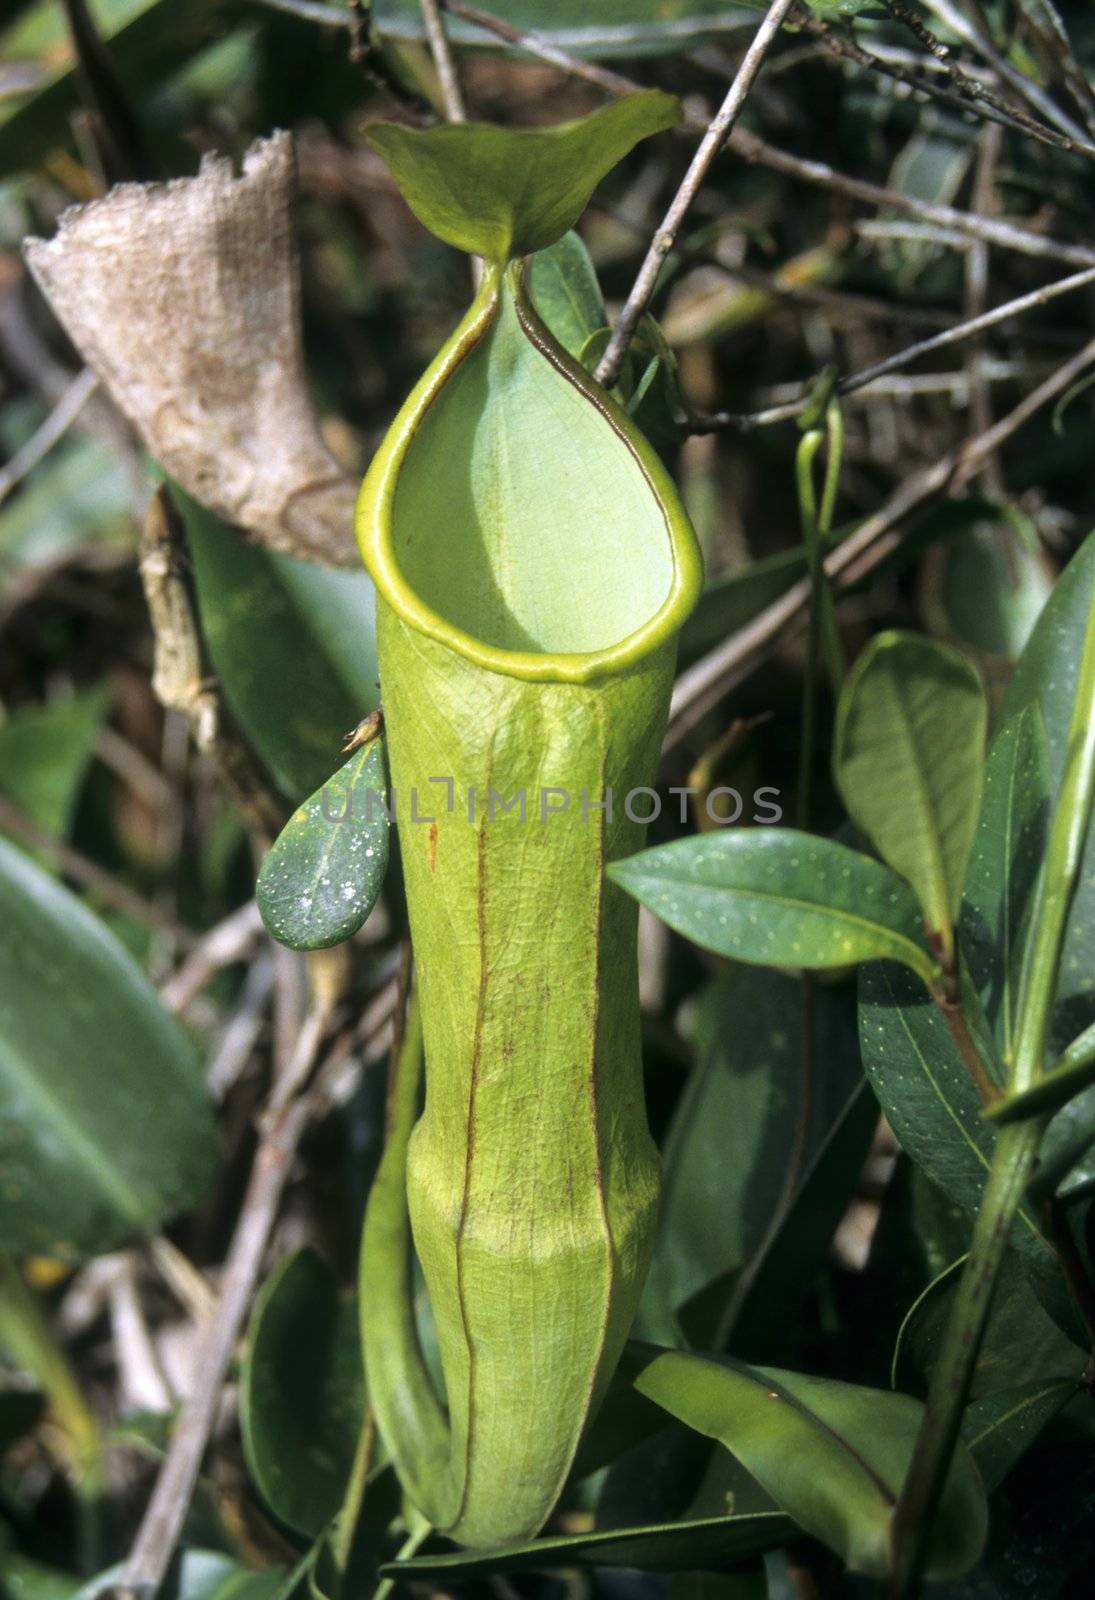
666 333 1095 746
594 0 799 388
139 488 285 844
690 262 1095 430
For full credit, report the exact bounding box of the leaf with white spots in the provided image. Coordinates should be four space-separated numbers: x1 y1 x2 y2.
833 630 987 956
257 739 389 951
608 828 939 986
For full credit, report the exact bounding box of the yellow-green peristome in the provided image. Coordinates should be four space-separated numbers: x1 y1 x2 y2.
356 258 702 1547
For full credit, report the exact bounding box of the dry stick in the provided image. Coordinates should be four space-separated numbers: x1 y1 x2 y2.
923 0 1091 145
593 0 800 391
420 0 467 121
139 489 284 845
876 0 1095 159
666 332 1095 747
118 1076 319 1599
804 7 1095 161
1016 0 1095 141
441 0 1095 275
159 901 265 1014
0 368 98 507
0 793 194 947
691 260 1095 430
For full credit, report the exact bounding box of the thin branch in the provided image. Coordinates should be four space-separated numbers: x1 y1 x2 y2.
159 900 265 1014
139 489 285 844
594 0 799 389
438 0 1095 274
421 0 467 121
691 262 1095 430
666 333 1095 746
0 369 99 507
0 793 195 947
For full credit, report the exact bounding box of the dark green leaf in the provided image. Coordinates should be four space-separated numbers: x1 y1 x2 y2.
960 704 1051 1062
365 92 680 261
526 231 605 361
0 1551 82 1600
677 1075 878 1356
680 547 810 663
257 740 389 952
630 1346 988 1580
609 828 938 985
987 1022 1095 1124
178 490 377 802
241 1250 366 1538
893 1250 1083 1404
0 1387 45 1457
0 838 217 1260
382 1511 792 1579
939 522 1054 660
962 1379 1077 1492
834 630 987 944
858 961 1052 1288
1003 531 1095 1046
0 687 109 836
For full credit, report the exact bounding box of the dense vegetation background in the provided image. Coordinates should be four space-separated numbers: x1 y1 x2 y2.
2 3 1095 1598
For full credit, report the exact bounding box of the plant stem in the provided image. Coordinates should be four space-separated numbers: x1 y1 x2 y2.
594 0 799 389
889 564 1095 1595
888 1118 1042 1597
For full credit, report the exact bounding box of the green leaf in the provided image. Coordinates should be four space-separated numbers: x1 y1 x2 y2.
629 1347 988 1580
257 739 389 952
0 687 109 836
365 92 680 261
680 546 810 663
381 1511 793 1578
177 490 377 802
962 1379 1077 1492
240 1250 367 1538
374 1 771 57
677 1076 878 1356
0 838 217 1261
1003 531 1095 1044
608 828 939 986
959 704 1051 1062
858 962 1052 1285
939 521 1054 660
893 1251 1083 1404
526 231 606 361
0 1551 82 1600
833 630 987 949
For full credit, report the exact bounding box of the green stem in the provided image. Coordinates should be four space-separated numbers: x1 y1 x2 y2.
889 573 1095 1596
0 1255 102 1484
330 1410 378 1574
888 1120 1042 1598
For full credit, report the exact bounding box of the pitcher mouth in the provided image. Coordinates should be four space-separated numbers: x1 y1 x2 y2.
355 260 702 685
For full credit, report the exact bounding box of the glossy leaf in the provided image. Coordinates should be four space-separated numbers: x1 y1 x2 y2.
526 230 606 361
257 739 389 952
179 490 377 802
240 1250 366 1537
609 828 939 986
630 1347 988 1580
833 630 987 948
0 687 108 837
959 704 1051 1061
858 961 1053 1286
365 92 680 261
1003 530 1095 1044
0 838 216 1260
962 1378 1077 1492
381 1510 792 1578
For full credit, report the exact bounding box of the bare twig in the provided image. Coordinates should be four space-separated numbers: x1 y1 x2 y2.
139 489 284 844
0 793 194 946
666 333 1095 745
0 369 99 508
159 901 265 1015
594 0 799 389
691 262 1095 430
421 0 467 121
